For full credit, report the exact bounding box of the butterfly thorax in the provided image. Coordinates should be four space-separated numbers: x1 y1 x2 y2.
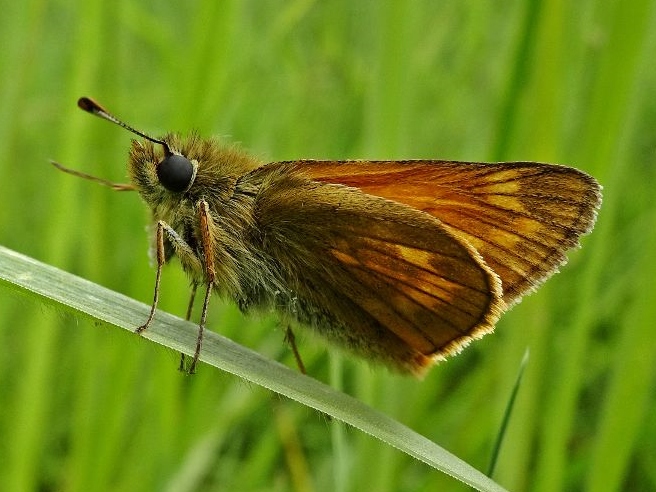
128 135 297 309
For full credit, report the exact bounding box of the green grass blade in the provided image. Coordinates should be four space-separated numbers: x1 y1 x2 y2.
0 244 507 492
487 348 530 478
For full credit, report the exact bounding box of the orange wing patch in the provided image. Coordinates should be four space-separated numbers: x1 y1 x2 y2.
328 235 495 352
295 160 601 305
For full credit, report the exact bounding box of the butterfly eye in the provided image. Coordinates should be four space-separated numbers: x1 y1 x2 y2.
157 154 194 192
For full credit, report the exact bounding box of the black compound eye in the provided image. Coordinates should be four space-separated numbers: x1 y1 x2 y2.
157 154 194 192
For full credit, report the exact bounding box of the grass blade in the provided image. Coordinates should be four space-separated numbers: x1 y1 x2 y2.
0 244 507 492
487 348 530 477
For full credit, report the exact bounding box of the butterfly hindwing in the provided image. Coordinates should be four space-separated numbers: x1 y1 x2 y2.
250 165 504 373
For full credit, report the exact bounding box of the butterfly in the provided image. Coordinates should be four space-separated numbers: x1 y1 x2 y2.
54 97 602 375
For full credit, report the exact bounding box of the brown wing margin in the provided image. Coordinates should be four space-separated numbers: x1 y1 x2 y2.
292 160 602 305
253 168 505 375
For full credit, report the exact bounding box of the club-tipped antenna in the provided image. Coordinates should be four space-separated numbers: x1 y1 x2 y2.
77 97 172 155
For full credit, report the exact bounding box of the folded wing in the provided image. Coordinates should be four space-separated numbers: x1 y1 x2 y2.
295 160 601 305
251 166 504 374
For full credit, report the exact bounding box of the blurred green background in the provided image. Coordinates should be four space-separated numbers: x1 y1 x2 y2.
1 1 655 491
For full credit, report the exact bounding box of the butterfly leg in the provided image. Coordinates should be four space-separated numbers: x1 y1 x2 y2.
135 220 167 335
187 200 216 374
284 326 307 375
136 220 204 369
188 281 213 374
285 326 329 419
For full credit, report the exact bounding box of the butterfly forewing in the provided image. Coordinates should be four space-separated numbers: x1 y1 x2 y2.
294 160 601 305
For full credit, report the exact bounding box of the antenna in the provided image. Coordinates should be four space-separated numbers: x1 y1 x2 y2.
77 97 172 155
50 160 135 191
